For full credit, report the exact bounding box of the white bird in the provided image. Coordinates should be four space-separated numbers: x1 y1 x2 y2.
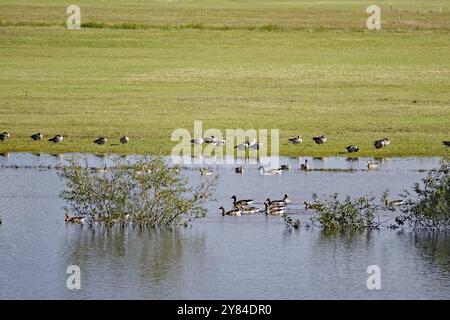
367 161 379 170
258 166 282 175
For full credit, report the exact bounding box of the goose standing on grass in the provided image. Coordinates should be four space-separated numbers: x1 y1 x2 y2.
264 201 286 215
374 138 390 149
313 135 327 144
267 194 291 205
235 142 249 150
219 207 241 216
367 161 379 170
288 135 302 144
200 168 213 176
231 195 254 207
443 141 450 147
120 136 129 144
94 137 107 145
0 132 10 141
48 135 63 143
65 213 86 224
258 166 282 175
30 133 43 141
204 136 216 144
191 137 204 145
300 159 310 171
235 166 244 174
346 145 359 153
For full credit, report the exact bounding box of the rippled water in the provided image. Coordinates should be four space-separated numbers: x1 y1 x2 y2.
0 153 449 299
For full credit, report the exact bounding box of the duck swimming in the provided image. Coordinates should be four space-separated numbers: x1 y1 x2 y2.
219 207 241 216
258 166 282 175
300 159 310 171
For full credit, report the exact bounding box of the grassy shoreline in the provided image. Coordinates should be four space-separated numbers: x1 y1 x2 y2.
1 1 449 157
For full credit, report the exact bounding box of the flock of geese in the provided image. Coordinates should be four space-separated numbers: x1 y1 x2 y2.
0 132 130 145
219 194 293 217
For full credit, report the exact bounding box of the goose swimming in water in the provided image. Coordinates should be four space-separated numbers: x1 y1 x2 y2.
288 135 302 144
219 207 241 216
367 161 379 170
200 168 214 176
267 194 291 205
48 135 63 143
346 145 359 153
94 137 107 145
258 166 282 175
65 213 86 224
264 201 286 215
385 199 404 207
313 135 327 144
280 164 290 171
235 166 244 174
30 133 43 141
0 132 10 141
300 159 310 171
231 195 254 208
240 206 261 214
120 136 129 144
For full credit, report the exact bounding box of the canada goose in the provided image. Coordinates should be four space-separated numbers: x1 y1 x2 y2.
240 206 261 214
48 135 63 143
267 194 291 205
231 195 254 207
258 166 282 175
247 138 257 147
0 132 10 141
91 165 108 173
264 202 285 215
288 135 302 144
215 139 226 147
374 138 390 149
191 137 203 145
30 133 43 141
200 168 213 176
235 142 249 150
235 166 244 174
204 136 216 144
385 199 404 207
300 159 310 171
94 137 107 145
313 135 327 144
346 145 359 153
65 213 86 224
120 136 129 144
443 141 450 147
286 216 301 229
219 207 241 216
249 141 262 150
280 164 290 171
367 161 379 169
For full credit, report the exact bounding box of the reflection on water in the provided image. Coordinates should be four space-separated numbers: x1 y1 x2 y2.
0 153 449 299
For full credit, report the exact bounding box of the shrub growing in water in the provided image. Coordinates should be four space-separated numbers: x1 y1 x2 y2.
58 157 217 228
398 162 450 230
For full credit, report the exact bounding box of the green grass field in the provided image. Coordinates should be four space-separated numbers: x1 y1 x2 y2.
0 0 449 157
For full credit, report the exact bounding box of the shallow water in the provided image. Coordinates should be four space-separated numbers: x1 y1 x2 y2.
0 153 449 299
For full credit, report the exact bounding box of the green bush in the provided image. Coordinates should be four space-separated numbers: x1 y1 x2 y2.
59 156 217 228
399 162 450 230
